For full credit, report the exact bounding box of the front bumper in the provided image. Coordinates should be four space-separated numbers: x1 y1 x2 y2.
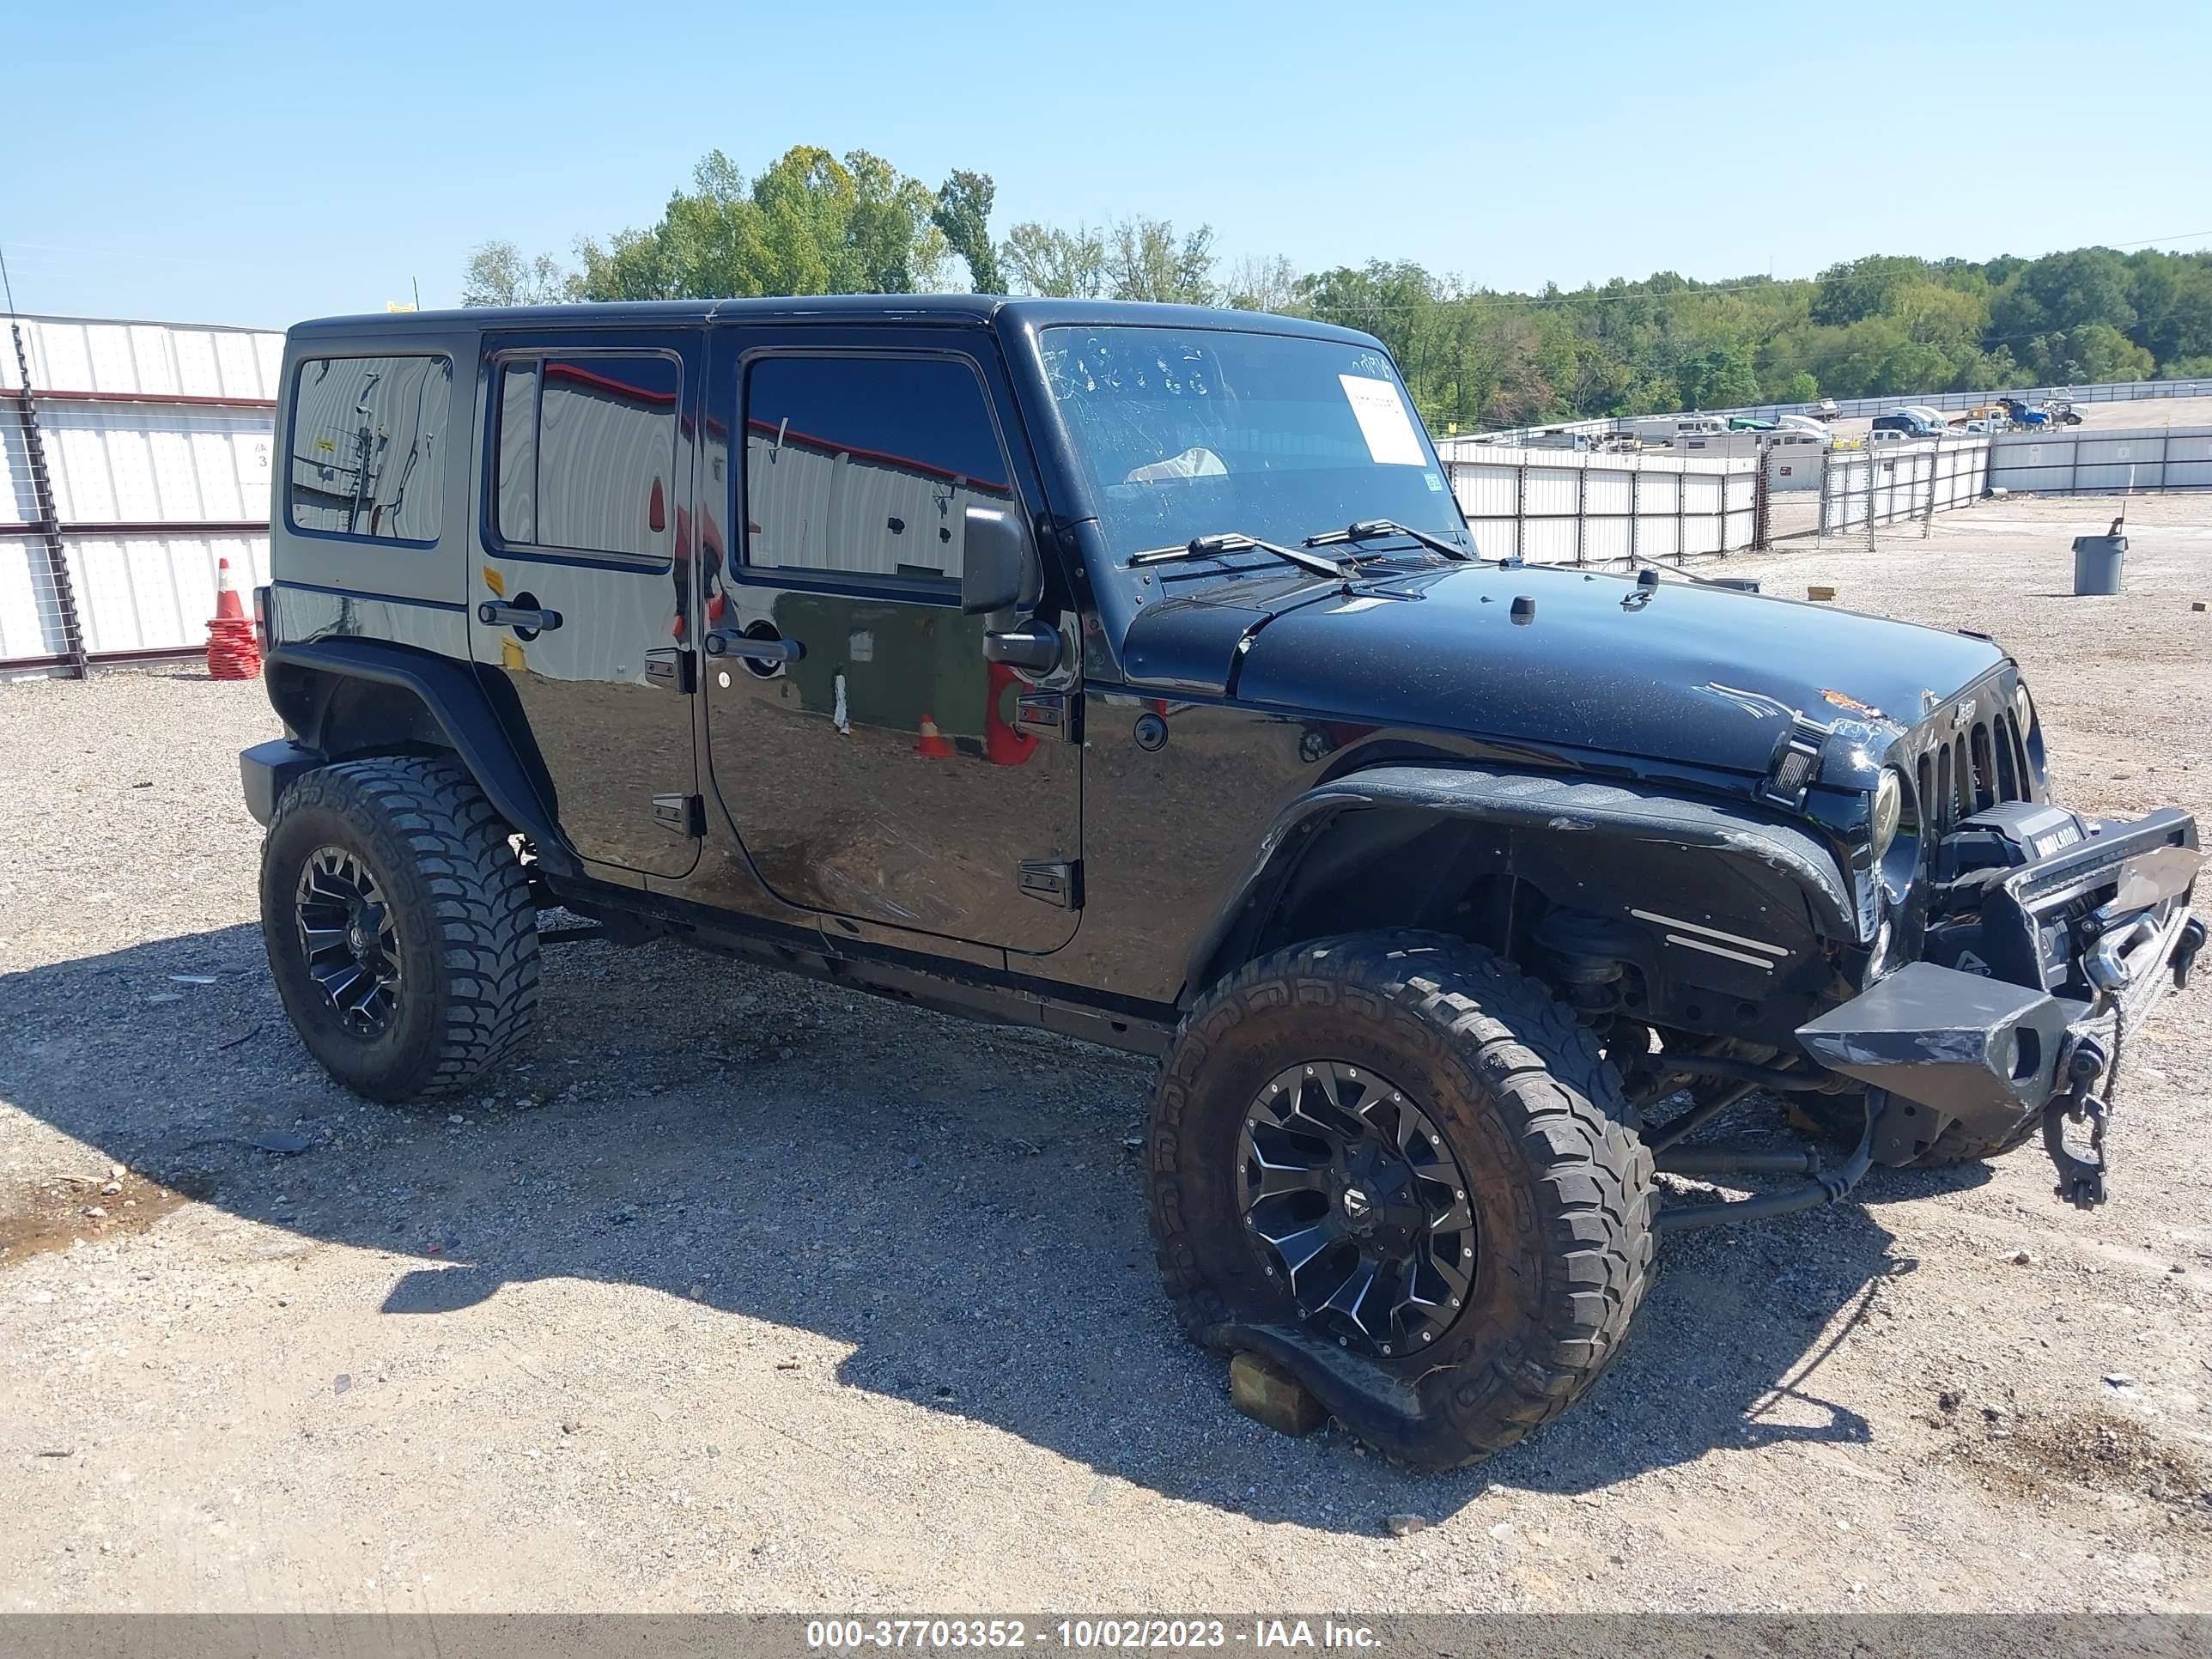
1797 806 2201 1170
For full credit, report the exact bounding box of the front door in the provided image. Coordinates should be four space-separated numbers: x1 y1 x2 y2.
471 330 702 878
699 331 1079 954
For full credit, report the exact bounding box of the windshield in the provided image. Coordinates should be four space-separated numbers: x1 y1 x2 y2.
1039 325 1470 564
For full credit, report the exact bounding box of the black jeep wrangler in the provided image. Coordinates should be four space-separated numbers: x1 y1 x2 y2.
242 298 2202 1468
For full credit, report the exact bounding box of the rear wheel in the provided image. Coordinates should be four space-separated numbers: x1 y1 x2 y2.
261 756 539 1100
1148 933 1656 1468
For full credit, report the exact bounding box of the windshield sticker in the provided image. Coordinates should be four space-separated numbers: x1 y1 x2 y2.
1339 375 1426 466
1424 470 1445 491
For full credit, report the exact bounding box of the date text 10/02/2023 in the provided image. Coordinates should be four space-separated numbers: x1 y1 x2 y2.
804 1619 1382 1650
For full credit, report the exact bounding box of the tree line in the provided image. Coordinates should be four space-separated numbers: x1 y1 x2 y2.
464 146 2212 429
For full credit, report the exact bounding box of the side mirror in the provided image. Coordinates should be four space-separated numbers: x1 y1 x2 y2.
962 503 1041 616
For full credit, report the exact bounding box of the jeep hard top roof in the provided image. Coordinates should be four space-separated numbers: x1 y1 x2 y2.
286 295 1382 349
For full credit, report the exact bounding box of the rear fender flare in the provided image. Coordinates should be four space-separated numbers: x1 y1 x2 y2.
263 639 576 876
1183 764 1856 1008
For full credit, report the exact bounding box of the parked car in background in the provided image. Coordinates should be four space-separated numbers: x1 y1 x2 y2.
1871 411 1942 440
1629 415 1731 446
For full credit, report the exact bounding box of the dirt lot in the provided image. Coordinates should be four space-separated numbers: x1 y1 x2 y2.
4 494 2212 1613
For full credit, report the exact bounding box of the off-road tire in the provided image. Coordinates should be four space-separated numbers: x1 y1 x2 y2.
1148 932 1656 1468
1914 1109 2043 1166
261 756 539 1101
1796 1092 2040 1167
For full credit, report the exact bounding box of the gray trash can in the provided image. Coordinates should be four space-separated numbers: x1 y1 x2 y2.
2072 533 2127 595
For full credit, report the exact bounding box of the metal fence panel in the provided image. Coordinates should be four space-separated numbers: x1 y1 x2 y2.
1443 447 1757 567
3 314 285 672
65 533 270 657
1988 426 2212 494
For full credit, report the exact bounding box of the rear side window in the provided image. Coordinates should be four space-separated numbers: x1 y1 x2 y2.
491 354 679 561
741 354 1012 592
289 355 452 543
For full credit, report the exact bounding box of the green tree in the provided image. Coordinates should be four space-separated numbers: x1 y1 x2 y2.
2021 324 2153 385
462 241 579 307
1225 255 1304 314
478 155 2212 418
1105 218 1218 304
1810 255 1931 326
1000 222 1106 297
571 147 952 302
1993 248 2136 339
931 169 1001 294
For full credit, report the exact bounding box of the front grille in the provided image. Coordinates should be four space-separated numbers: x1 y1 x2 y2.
1916 705 2030 835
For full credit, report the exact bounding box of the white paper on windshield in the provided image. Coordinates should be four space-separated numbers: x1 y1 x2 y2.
1339 374 1426 466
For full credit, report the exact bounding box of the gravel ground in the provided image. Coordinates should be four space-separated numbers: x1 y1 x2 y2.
3 496 2211 1614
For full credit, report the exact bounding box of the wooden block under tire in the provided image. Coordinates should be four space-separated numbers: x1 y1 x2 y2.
1229 1350 1328 1437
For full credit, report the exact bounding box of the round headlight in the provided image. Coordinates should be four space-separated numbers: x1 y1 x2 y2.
1872 768 1903 859
2014 682 2035 737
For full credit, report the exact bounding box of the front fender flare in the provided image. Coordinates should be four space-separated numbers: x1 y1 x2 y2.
263 639 576 876
1184 763 1857 1004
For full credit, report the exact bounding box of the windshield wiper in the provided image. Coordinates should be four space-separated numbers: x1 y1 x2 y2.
1129 531 1354 582
1304 518 1480 563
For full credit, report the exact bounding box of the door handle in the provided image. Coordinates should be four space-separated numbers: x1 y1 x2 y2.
705 631 805 664
478 600 563 632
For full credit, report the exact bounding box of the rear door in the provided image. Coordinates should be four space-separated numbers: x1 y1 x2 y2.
471 329 703 878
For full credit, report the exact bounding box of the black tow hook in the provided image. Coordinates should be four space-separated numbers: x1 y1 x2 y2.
2172 917 2207 990
2043 1036 2112 1210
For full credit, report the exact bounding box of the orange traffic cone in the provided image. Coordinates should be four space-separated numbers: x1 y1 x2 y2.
914 712 955 760
206 557 260 680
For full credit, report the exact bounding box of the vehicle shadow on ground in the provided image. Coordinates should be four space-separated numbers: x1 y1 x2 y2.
0 923 1946 1532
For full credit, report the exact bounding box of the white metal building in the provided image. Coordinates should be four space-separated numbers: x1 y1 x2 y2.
3 313 282 675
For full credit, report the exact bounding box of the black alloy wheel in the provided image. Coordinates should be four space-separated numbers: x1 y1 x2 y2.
1237 1059 1475 1358
260 757 539 1100
295 846 403 1036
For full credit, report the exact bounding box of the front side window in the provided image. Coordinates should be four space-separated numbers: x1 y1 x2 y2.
491 354 679 560
1039 325 1467 565
741 355 1012 592
289 354 451 542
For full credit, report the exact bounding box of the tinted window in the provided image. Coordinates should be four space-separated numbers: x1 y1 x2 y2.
492 354 678 560
495 362 536 544
742 356 1011 589
289 355 451 542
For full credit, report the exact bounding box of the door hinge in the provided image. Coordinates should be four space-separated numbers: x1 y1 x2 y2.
644 647 697 694
653 793 705 837
1015 690 1079 743
1018 858 1083 909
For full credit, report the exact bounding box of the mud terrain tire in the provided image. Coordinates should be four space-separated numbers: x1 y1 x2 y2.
261 756 538 1101
1148 932 1656 1467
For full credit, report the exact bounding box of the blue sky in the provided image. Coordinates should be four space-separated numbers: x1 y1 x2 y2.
5 0 2208 328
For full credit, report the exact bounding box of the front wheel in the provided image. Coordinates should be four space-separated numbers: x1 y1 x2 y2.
261 756 540 1101
1148 933 1656 1468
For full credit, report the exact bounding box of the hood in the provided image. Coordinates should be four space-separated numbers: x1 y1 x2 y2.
1124 561 2008 777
